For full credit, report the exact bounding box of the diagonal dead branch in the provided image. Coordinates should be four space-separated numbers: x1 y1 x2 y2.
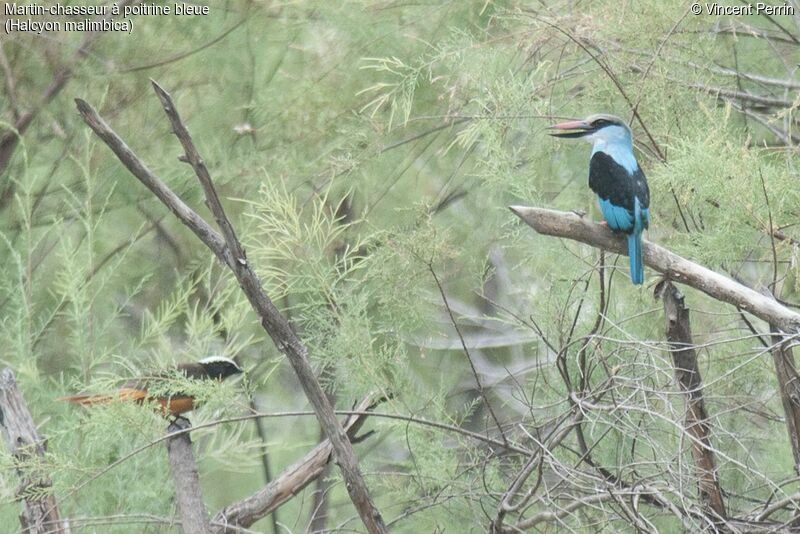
687 83 795 109
510 206 800 333
73 98 231 265
211 395 380 533
148 80 385 533
75 83 387 533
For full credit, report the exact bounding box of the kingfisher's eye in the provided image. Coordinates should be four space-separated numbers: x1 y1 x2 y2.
592 119 609 128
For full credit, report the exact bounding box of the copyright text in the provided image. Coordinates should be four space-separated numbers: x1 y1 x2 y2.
691 2 796 15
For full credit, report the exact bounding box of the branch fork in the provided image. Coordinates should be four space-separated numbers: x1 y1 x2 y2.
76 81 386 534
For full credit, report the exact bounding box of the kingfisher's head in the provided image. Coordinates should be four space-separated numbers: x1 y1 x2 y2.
197 356 244 380
548 114 632 147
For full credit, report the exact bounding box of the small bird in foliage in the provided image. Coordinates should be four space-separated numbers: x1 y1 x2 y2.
59 356 243 417
549 114 650 284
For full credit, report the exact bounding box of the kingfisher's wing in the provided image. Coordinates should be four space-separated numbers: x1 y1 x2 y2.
589 151 649 231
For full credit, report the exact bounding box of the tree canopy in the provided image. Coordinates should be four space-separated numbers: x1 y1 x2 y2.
0 1 798 532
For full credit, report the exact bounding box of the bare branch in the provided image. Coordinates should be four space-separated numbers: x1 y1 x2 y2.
510 206 800 333
308 372 336 533
508 492 614 530
73 98 232 266
75 84 387 533
0 368 63 534
657 281 726 522
166 418 211 534
148 80 385 533
770 329 800 474
119 17 247 73
212 395 379 533
429 263 508 446
491 415 579 532
730 101 800 146
247 396 280 534
702 64 800 90
688 83 795 108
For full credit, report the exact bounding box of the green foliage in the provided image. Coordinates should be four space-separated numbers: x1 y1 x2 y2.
1 0 798 531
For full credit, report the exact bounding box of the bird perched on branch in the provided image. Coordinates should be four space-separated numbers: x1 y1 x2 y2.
59 356 243 416
549 114 650 284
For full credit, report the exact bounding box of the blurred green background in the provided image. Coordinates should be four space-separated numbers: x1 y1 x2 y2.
1 1 798 531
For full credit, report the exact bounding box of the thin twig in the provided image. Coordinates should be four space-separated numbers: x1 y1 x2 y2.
758 169 779 290
247 395 280 534
212 396 380 532
429 263 509 447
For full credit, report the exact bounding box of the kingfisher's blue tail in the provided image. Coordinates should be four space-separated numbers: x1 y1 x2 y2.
628 197 645 284
627 231 644 284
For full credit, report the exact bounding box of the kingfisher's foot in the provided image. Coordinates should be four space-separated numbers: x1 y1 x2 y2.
598 221 608 227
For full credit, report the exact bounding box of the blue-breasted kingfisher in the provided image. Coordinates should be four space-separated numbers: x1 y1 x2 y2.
548 114 650 285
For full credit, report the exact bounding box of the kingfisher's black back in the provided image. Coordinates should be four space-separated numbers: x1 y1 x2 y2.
589 151 650 233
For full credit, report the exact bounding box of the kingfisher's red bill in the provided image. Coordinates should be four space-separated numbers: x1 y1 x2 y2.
548 119 601 138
